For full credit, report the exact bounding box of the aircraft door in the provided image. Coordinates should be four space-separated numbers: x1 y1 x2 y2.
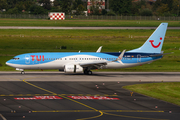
25 55 30 64
137 54 141 63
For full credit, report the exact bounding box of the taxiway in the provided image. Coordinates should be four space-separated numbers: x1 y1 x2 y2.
0 72 180 120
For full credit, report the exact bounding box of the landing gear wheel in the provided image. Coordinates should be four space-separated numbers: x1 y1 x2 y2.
84 70 88 75
21 71 25 74
88 71 92 75
84 69 92 75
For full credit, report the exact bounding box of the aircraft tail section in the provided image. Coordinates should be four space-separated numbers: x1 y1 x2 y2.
128 23 168 53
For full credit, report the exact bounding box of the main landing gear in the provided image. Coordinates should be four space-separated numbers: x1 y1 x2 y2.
21 71 25 74
84 69 92 75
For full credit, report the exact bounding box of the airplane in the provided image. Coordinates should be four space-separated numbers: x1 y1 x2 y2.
6 23 168 75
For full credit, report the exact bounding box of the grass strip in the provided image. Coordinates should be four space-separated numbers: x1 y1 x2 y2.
123 82 180 106
0 19 180 27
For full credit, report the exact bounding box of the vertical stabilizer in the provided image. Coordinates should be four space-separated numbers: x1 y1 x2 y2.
128 23 168 53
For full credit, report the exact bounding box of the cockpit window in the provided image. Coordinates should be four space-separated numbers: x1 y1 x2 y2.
13 58 20 60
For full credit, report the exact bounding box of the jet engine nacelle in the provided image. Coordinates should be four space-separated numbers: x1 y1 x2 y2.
64 64 83 73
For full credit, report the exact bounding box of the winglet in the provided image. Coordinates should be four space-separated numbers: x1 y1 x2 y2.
96 46 103 53
117 50 126 61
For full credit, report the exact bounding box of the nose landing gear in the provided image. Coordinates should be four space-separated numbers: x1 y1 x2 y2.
16 68 25 75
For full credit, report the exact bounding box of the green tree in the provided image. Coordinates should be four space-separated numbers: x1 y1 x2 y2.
75 4 85 15
29 4 47 15
5 0 35 14
0 0 8 10
161 0 173 11
49 0 62 12
131 0 148 15
153 0 162 11
73 0 83 10
140 8 152 16
171 0 180 16
6 0 18 9
6 7 19 14
156 3 169 16
16 1 26 12
53 0 60 8
110 0 132 15
61 0 73 14
107 10 116 16
38 0 52 10
102 9 107 15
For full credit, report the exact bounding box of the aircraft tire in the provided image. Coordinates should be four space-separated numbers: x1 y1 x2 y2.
88 71 92 75
21 71 25 74
84 69 92 75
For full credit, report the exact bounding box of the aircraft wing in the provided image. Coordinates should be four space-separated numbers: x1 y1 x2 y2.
79 61 107 69
79 50 126 69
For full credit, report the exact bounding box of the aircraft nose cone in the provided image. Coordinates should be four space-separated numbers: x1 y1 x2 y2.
6 60 13 66
6 61 10 66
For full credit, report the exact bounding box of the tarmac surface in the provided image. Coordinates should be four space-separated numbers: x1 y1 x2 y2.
0 72 180 120
0 26 180 29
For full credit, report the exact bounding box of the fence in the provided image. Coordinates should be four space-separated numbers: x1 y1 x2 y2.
0 14 48 19
67 15 180 21
0 14 180 21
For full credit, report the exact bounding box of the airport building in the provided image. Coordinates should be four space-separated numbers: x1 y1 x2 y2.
87 0 105 14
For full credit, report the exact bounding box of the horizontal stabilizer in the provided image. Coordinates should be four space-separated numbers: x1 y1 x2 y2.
149 53 171 57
